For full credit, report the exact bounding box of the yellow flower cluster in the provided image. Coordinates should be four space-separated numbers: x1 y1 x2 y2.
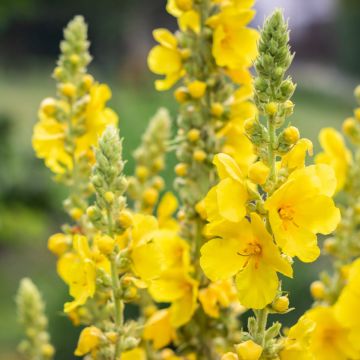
32 16 117 176
18 3 360 360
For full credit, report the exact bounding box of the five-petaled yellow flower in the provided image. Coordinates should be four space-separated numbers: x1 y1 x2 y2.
207 1 259 72
265 165 341 263
200 213 293 309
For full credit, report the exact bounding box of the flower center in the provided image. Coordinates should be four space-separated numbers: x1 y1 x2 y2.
278 205 295 221
237 242 262 268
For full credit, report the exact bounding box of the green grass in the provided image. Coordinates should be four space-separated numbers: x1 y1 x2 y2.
0 67 355 359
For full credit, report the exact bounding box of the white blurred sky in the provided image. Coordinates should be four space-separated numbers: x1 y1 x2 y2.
255 0 336 37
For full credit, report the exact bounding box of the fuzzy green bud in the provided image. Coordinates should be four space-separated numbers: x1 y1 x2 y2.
16 278 55 360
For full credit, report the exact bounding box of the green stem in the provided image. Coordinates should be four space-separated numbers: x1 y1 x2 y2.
255 308 269 347
267 116 277 195
111 257 124 360
107 206 124 359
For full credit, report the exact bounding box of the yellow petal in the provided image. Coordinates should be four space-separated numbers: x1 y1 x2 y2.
294 195 340 235
74 326 102 356
250 213 293 278
148 46 182 75
216 178 247 222
121 348 146 360
144 309 176 349
235 262 279 309
178 10 200 33
213 153 243 181
153 28 178 48
158 192 178 220
200 237 244 281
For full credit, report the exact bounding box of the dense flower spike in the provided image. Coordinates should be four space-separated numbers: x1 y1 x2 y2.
128 108 171 214
16 279 55 360
200 10 340 359
32 15 118 217
148 0 259 357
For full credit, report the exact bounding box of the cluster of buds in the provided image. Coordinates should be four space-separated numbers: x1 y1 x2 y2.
16 278 55 360
127 108 171 213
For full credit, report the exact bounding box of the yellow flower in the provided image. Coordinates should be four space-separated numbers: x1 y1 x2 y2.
149 269 199 327
32 112 72 174
219 91 257 173
198 279 239 318
74 326 103 356
157 192 179 230
32 83 117 174
75 83 118 156
148 29 184 91
166 0 200 33
305 306 359 360
265 165 341 262
279 316 315 360
207 4 259 70
121 347 146 360
281 138 313 171
144 309 177 349
235 340 262 360
315 127 352 192
200 213 292 309
153 230 190 270
204 153 248 234
118 214 163 282
57 235 97 313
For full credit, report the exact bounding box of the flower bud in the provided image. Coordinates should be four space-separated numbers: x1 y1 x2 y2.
135 166 149 181
118 210 134 229
82 74 94 90
193 149 207 162
60 82 76 97
323 238 337 254
211 102 224 117
143 188 159 206
175 163 188 177
283 100 294 117
248 161 269 185
187 128 201 142
310 281 325 300
41 344 55 358
122 336 140 351
354 108 360 122
195 200 207 219
106 331 117 344
96 235 115 255
69 54 80 65
53 66 63 79
187 80 207 99
272 296 289 312
283 126 300 144
104 191 115 204
342 117 356 136
265 102 278 116
41 98 57 116
153 176 165 191
70 207 83 221
174 87 188 103
235 340 263 360
48 233 71 256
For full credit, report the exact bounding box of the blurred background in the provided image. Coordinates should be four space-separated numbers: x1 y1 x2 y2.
0 0 359 359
